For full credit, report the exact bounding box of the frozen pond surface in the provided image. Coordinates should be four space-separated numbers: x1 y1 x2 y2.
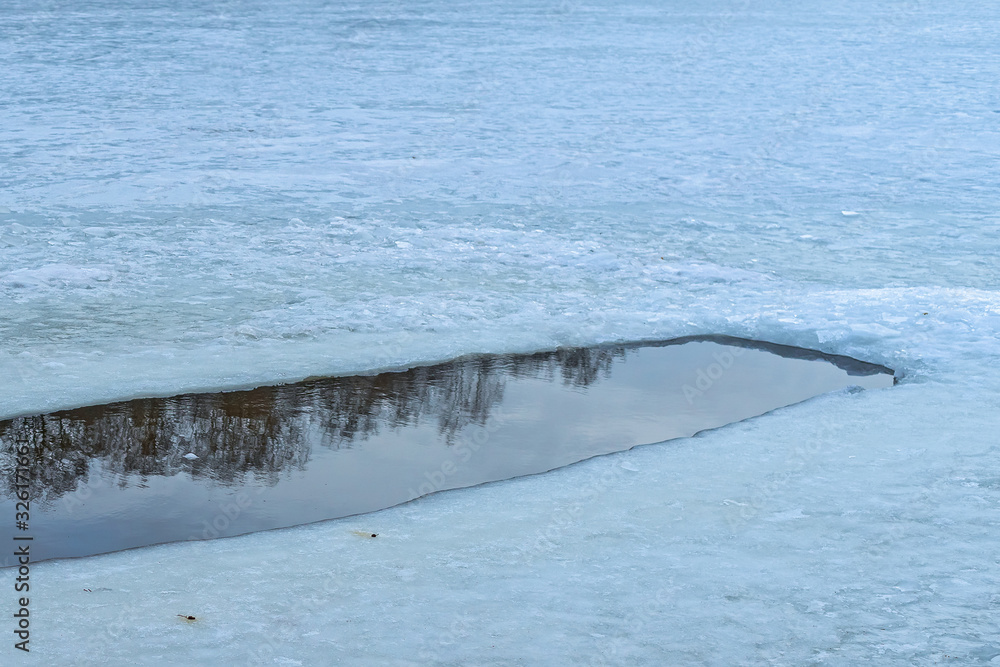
0 0 998 664
0 337 892 562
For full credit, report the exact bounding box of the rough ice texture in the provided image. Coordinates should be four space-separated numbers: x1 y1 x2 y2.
2 0 999 664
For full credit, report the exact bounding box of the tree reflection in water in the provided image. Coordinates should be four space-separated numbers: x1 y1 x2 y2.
0 346 625 504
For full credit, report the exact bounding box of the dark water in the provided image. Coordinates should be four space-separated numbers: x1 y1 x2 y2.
0 336 892 564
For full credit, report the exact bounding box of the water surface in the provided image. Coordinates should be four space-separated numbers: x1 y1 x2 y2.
0 336 892 562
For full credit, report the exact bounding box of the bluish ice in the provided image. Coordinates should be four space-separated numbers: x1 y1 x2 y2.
1 0 999 664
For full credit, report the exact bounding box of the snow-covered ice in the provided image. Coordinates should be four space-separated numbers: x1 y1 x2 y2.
1 0 998 663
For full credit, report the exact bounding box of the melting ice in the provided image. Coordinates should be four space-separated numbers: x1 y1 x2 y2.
1 0 998 664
